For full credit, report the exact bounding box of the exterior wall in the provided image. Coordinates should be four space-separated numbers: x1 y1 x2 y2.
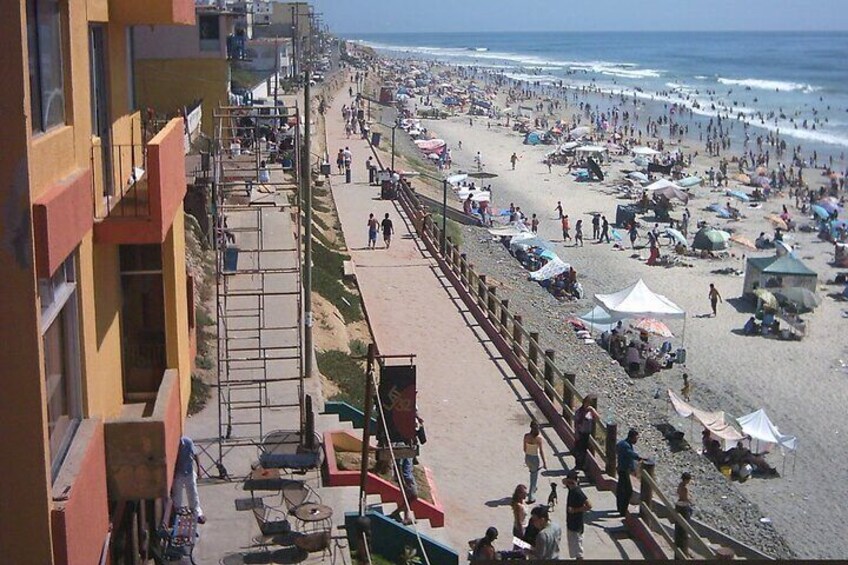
0 3 54 562
163 210 193 416
133 18 228 60
79 235 125 419
110 0 195 26
135 58 229 137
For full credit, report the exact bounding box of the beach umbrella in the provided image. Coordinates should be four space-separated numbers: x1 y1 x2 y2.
664 228 688 246
775 287 821 313
678 176 702 188
754 288 778 310
628 171 649 183
468 171 499 179
735 173 751 184
730 234 756 250
632 146 660 156
811 204 830 220
570 126 591 137
727 190 751 202
692 228 730 251
633 156 650 167
632 318 674 338
766 214 788 230
817 199 841 214
708 203 732 218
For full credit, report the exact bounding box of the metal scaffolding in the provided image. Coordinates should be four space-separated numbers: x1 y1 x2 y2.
212 103 304 465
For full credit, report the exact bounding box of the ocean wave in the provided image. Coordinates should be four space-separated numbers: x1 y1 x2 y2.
470 47 489 52
717 77 821 93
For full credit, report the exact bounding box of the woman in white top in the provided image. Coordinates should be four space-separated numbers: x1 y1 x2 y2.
523 421 548 503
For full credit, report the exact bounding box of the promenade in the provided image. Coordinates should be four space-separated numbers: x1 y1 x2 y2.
324 81 647 559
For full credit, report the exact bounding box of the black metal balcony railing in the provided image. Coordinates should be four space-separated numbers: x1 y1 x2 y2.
92 142 150 220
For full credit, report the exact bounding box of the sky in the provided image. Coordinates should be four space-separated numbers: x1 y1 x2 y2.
310 0 848 34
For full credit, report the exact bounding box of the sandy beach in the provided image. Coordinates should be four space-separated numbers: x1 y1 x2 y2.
362 54 848 558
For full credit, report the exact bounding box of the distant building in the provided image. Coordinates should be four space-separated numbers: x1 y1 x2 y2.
133 5 241 136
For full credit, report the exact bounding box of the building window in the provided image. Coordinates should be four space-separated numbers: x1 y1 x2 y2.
39 253 82 481
199 14 220 51
27 0 67 132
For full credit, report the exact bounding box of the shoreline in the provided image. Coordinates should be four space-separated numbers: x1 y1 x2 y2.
361 48 848 558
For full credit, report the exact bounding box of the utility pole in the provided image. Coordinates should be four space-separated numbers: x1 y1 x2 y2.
303 75 313 384
359 343 376 515
273 37 279 105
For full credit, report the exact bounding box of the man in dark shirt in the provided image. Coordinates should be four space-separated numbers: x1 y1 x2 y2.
565 470 592 559
616 428 644 517
381 213 394 249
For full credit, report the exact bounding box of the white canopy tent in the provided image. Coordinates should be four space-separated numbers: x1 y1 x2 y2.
645 178 684 192
446 173 468 186
737 409 798 453
596 279 687 346
576 145 608 155
578 305 620 333
632 146 661 156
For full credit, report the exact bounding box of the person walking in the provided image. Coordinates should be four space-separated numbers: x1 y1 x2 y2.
681 373 691 402
708 283 723 316
367 213 379 249
575 219 584 247
565 470 592 560
172 436 206 524
523 421 547 503
628 222 639 249
336 148 345 174
616 429 645 517
572 396 600 471
510 152 519 170
343 146 353 184
530 505 561 560
561 215 572 243
531 214 539 234
367 156 375 185
591 214 600 240
381 213 394 249
555 201 564 220
600 215 611 243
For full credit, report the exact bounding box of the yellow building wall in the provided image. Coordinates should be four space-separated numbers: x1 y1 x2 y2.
77 234 126 419
162 208 192 416
135 58 229 137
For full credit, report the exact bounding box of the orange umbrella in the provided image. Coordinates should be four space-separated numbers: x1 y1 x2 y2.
730 234 756 250
766 214 788 230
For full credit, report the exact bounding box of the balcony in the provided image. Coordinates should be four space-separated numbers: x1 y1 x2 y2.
104 369 183 501
93 118 188 245
109 0 195 25
51 420 111 565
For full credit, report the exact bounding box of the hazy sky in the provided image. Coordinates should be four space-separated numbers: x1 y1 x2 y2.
311 0 848 34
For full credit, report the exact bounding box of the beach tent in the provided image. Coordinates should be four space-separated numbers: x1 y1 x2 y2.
645 178 684 192
576 145 608 156
569 126 591 137
414 139 446 153
628 171 649 183
668 390 746 448
692 228 730 251
678 176 702 188
529 256 569 281
488 225 529 238
446 173 468 186
632 146 660 156
742 253 818 295
578 305 620 333
595 279 685 320
736 409 798 473
652 185 690 204
524 131 544 145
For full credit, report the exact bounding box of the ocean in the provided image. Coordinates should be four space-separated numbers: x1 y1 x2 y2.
349 31 848 160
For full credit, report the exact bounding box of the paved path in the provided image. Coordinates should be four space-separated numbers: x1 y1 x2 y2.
325 85 648 559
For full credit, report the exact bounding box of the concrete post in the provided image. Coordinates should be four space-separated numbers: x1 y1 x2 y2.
544 349 556 400
563 373 576 420
605 423 617 476
477 275 488 310
528 331 540 380
639 459 656 518
500 299 510 339
512 315 524 357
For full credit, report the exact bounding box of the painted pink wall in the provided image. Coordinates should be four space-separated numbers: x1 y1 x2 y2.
32 169 94 277
51 422 110 565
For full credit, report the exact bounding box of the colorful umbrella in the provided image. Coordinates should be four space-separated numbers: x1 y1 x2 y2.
692 228 730 250
632 318 674 338
754 288 778 309
766 214 788 230
811 205 830 220
817 199 840 214
664 228 688 246
730 234 756 249
775 287 821 313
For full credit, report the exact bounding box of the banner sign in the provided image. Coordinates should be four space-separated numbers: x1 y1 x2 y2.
378 364 417 443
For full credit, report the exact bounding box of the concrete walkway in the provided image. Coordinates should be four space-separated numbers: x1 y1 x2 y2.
325 84 647 559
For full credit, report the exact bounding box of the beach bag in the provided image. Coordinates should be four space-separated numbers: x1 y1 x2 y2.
416 424 427 445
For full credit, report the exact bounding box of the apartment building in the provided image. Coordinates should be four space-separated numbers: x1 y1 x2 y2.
0 0 196 563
